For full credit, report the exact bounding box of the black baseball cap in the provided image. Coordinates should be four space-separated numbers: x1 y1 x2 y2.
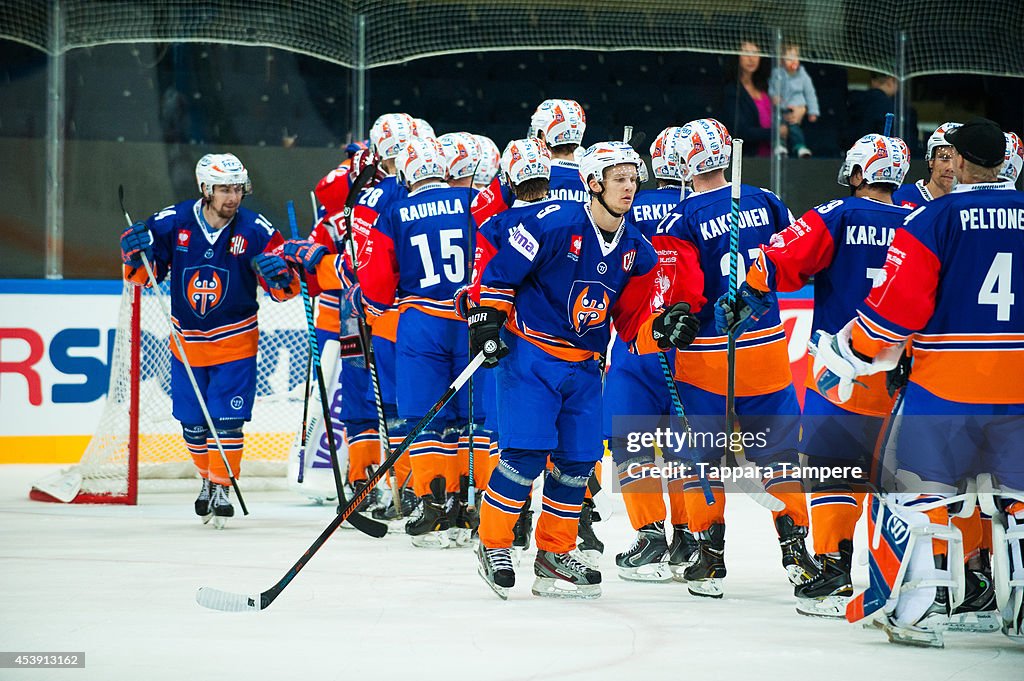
945 117 1005 168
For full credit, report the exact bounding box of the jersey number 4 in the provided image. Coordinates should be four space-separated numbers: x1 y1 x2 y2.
411 229 465 288
978 252 1015 322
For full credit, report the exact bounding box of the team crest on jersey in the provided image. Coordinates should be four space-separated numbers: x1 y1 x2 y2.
229 234 248 255
568 280 613 337
184 265 228 318
568 234 582 261
622 249 636 272
176 230 191 251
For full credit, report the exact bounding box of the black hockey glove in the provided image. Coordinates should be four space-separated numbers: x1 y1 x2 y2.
651 302 700 350
886 350 913 397
467 306 509 368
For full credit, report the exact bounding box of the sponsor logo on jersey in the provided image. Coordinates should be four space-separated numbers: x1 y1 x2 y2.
229 234 248 255
568 280 613 337
621 249 636 272
568 234 582 261
176 230 191 250
184 265 228 318
509 223 540 261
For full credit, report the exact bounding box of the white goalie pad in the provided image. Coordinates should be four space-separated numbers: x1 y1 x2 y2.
287 340 348 500
977 474 1024 638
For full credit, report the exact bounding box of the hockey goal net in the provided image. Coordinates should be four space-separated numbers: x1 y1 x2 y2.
30 281 307 504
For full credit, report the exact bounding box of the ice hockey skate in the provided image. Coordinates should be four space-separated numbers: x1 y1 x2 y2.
210 483 234 530
406 477 452 548
477 543 515 600
532 549 602 599
194 477 213 524
512 503 534 565
776 515 818 586
795 539 853 618
668 524 698 581
683 523 726 598
616 521 672 582
947 568 1000 633
576 498 604 568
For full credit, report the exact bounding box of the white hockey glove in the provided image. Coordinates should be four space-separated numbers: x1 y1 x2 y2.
808 320 906 404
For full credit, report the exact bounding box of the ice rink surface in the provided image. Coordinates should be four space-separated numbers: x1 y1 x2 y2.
1 464 1020 681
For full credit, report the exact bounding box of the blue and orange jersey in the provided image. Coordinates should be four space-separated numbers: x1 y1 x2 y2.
547 160 588 203
475 200 659 361
629 186 681 232
356 182 474 321
652 183 795 396
851 182 1024 404
891 180 935 209
309 163 356 338
123 199 296 366
747 196 911 415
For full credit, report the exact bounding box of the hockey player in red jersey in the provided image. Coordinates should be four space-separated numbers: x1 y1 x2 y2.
811 118 1024 646
730 134 912 616
653 118 816 598
119 153 298 525
609 126 698 582
292 147 390 509
1001 131 1023 187
892 122 960 208
471 141 700 599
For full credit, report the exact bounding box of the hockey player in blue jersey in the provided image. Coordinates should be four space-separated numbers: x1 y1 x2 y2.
119 153 297 525
892 122 960 208
652 118 816 598
470 141 700 599
529 98 589 204
812 118 1024 647
610 126 699 582
728 134 912 616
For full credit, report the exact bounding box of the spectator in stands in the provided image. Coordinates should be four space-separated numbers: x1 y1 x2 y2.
770 43 819 158
723 40 784 157
846 72 921 156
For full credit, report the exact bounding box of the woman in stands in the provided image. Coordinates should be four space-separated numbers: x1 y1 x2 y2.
723 40 785 157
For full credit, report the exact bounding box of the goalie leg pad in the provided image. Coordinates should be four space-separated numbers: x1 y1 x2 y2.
992 498 1024 640
848 494 964 630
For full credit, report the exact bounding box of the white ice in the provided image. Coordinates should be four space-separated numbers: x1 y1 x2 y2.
1 464 1020 681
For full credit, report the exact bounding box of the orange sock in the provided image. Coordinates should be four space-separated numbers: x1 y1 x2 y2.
408 433 449 497
348 433 380 484
809 490 864 554
186 440 209 479
667 478 688 526
208 433 243 486
681 476 726 533
953 506 983 563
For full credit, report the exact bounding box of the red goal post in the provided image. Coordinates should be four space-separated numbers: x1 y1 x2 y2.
30 281 307 504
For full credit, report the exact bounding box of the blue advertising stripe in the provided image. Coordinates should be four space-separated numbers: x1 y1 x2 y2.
0 279 123 295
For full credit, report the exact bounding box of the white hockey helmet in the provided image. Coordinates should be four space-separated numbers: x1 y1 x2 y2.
196 153 251 197
579 141 645 189
837 134 910 187
529 98 586 147
370 113 415 160
650 126 686 181
472 134 501 186
500 138 552 186
1000 132 1024 183
438 132 481 181
395 136 447 186
676 118 732 181
412 117 435 139
926 121 961 161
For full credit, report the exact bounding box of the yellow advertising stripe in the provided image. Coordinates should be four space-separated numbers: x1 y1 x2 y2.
0 436 91 464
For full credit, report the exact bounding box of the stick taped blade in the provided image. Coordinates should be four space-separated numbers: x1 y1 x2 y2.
196 587 261 612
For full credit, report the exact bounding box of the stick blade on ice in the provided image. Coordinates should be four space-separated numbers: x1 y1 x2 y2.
196 587 261 612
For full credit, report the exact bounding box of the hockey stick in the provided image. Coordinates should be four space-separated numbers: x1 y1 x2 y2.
286 201 387 538
721 145 786 512
336 165 404 518
465 159 483 510
296 349 312 484
883 112 895 137
195 352 486 612
118 185 249 515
